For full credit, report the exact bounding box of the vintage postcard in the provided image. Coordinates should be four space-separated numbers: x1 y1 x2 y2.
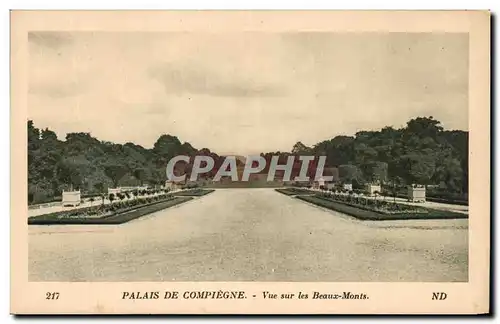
11 10 490 314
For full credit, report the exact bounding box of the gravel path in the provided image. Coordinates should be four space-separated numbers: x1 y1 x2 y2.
29 189 468 282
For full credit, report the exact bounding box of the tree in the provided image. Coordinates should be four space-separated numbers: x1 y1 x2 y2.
153 134 183 161
104 164 128 188
434 156 463 193
133 168 147 186
108 193 115 203
291 141 311 155
338 164 363 184
404 116 443 140
27 120 40 151
28 192 34 204
180 142 197 155
148 168 165 186
354 143 378 165
362 161 388 184
89 197 95 206
401 154 436 185
313 136 354 167
41 128 58 141
56 159 83 189
390 176 404 203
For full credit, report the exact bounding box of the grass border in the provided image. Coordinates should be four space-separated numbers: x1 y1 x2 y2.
295 195 468 221
275 188 312 196
172 189 215 197
28 197 193 225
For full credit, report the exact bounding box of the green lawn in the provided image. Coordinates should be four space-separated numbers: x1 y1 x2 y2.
295 195 468 221
28 197 194 225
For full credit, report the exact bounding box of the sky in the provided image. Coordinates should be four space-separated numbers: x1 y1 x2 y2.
28 32 469 155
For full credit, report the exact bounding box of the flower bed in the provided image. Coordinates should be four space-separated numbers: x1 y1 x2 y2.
28 194 193 225
296 194 467 221
172 189 215 197
320 192 429 214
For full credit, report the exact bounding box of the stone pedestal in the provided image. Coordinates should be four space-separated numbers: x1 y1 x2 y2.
365 184 381 196
408 184 426 202
62 190 81 207
343 183 353 191
108 188 121 195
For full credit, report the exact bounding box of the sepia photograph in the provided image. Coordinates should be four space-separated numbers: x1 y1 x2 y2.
11 10 490 314
27 31 470 283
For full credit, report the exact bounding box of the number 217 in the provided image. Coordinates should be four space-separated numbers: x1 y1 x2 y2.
46 292 59 300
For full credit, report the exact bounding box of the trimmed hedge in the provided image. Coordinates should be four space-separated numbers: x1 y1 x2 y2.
173 189 215 197
275 188 312 196
425 196 469 206
295 195 468 221
382 191 468 206
28 197 193 225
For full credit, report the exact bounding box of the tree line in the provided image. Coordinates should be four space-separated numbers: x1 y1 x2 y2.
28 120 226 204
259 116 468 195
27 116 467 204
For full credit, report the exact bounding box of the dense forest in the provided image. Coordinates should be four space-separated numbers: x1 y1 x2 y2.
28 120 226 204
260 116 468 194
28 116 468 204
